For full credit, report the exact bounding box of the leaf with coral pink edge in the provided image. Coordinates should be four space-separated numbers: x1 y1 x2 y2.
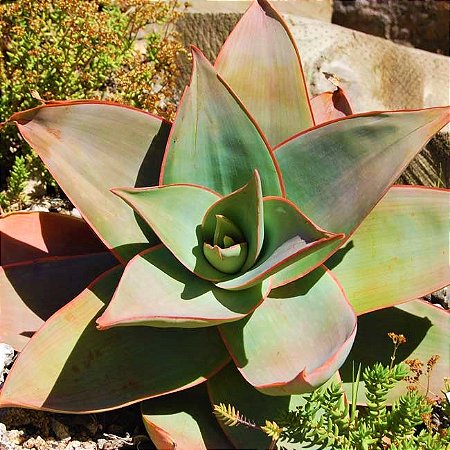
0 252 117 351
202 170 264 273
310 87 353 124
328 186 450 315
112 183 225 282
0 211 106 265
215 0 314 146
0 211 117 351
141 384 234 450
0 266 229 412
217 197 344 290
276 107 449 235
97 246 270 329
272 107 449 287
219 267 356 395
207 362 340 450
341 300 449 404
6 101 171 263
160 47 283 197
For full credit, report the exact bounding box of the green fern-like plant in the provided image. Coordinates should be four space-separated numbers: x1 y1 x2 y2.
213 334 449 450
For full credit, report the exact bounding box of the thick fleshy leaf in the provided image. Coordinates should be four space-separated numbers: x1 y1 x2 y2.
217 197 344 290
215 0 314 146
97 246 269 329
207 363 338 450
7 101 171 262
203 242 248 274
275 107 449 235
272 107 449 288
0 267 230 412
0 252 117 351
0 211 106 265
310 87 353 125
328 186 450 314
160 47 283 197
112 183 225 282
341 300 449 404
141 384 233 450
219 267 357 395
202 171 264 272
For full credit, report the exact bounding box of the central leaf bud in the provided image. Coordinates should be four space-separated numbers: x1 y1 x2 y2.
203 214 248 274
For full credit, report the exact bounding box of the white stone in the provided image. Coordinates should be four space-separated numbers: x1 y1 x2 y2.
70 208 82 219
29 204 49 212
0 343 15 383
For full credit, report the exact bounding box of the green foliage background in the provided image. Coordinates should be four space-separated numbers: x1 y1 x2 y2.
0 0 186 209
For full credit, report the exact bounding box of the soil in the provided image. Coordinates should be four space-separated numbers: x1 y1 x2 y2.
0 406 154 450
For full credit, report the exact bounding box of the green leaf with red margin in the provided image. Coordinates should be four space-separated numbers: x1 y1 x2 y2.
328 186 450 315
0 267 230 412
202 171 264 272
215 0 314 146
341 300 449 404
310 87 353 125
207 363 339 450
217 197 344 290
272 107 449 288
6 101 171 263
141 384 234 450
0 211 106 265
97 246 270 329
219 267 356 395
0 253 117 352
0 211 117 351
112 183 225 282
160 47 283 197
275 107 449 235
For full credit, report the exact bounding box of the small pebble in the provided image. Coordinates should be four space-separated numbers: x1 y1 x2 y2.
29 204 50 212
51 418 71 440
70 208 82 219
0 343 15 384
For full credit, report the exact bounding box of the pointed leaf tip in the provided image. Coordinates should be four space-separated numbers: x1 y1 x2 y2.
161 41 283 197
215 0 314 146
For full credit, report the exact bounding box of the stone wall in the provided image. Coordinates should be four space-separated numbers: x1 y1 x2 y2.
332 0 450 55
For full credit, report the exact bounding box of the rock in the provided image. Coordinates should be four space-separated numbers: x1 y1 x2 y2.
176 12 449 111
398 133 449 188
29 204 50 212
424 287 449 310
185 0 333 21
70 208 82 219
51 419 71 440
65 440 81 450
0 343 15 385
332 0 449 55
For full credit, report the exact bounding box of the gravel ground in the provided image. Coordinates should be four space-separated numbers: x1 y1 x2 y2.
0 406 153 450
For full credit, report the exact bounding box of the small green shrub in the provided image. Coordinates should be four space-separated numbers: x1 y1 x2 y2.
214 334 450 450
0 154 30 212
0 0 186 206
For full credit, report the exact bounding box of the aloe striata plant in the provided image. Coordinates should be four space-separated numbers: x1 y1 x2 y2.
0 1 448 448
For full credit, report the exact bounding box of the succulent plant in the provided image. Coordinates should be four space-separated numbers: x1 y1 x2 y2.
0 1 449 448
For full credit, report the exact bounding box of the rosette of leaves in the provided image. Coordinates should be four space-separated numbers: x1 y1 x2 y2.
0 1 449 449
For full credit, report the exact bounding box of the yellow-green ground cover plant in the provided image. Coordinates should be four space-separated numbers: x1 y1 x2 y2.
0 1 449 448
214 335 450 449
0 0 185 210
